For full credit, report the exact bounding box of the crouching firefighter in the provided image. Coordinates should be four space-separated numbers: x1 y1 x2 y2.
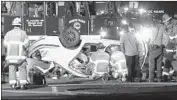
3 17 29 89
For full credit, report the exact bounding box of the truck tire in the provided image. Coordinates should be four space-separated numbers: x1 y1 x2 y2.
59 27 81 49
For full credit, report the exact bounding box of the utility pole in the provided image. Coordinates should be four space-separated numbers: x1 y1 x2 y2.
21 1 25 30
44 1 47 35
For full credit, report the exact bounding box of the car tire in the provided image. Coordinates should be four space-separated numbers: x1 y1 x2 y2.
59 27 81 49
30 73 46 85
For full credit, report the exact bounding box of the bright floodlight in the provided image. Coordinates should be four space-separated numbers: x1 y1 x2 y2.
138 27 152 42
124 7 129 11
139 8 146 14
120 31 124 35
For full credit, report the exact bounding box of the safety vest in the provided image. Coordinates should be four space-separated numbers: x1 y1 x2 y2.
163 22 177 46
4 27 29 63
165 42 176 61
4 27 29 48
163 22 177 60
90 51 110 73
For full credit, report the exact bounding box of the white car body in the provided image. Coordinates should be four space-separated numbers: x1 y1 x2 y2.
28 35 120 78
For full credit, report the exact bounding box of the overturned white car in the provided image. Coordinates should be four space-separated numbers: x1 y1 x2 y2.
26 27 128 84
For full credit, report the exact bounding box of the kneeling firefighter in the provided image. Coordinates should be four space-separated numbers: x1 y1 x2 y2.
4 17 29 89
89 43 110 80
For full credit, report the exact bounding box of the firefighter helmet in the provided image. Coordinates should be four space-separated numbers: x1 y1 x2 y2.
12 17 22 26
162 14 172 23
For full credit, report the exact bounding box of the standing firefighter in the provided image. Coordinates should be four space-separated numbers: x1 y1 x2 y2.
4 17 29 89
162 14 177 81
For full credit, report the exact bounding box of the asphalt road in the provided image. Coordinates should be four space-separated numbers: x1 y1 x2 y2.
2 77 177 100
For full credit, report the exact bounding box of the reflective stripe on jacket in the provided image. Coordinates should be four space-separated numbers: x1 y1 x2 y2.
4 27 29 48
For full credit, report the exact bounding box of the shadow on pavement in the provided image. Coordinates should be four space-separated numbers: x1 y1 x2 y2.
48 78 102 85
27 84 47 89
2 91 177 100
67 88 101 91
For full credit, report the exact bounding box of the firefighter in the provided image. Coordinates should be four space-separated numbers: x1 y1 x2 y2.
89 43 110 80
4 17 29 89
148 20 165 82
162 14 177 81
120 23 141 82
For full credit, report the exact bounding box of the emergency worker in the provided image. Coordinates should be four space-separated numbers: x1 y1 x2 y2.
89 43 110 80
148 20 165 82
162 14 177 81
120 23 141 82
4 17 29 89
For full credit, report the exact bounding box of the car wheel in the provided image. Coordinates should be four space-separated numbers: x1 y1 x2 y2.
32 74 46 85
59 27 81 49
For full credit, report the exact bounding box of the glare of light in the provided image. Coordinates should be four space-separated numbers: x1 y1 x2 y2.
100 10 104 14
135 32 141 41
100 31 107 37
139 8 146 14
136 27 152 42
117 27 119 30
120 31 124 35
121 20 128 25
124 7 129 11
129 27 135 32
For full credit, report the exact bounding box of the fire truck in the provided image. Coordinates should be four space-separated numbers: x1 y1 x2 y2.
1 1 122 43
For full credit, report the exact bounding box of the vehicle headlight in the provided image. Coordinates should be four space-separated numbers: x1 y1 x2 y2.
117 27 119 30
100 31 107 37
100 28 107 37
121 20 128 25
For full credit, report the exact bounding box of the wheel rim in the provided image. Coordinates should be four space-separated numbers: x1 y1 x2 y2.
64 30 76 43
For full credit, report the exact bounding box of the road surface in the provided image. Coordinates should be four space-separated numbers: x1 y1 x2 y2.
2 77 177 100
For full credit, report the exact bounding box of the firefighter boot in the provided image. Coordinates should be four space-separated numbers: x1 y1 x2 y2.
18 62 28 90
9 65 18 90
20 85 28 90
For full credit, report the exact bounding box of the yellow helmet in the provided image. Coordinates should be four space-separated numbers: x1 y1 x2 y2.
12 17 22 26
162 14 172 23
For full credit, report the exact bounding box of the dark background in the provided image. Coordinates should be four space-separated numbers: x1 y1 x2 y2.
140 1 177 15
